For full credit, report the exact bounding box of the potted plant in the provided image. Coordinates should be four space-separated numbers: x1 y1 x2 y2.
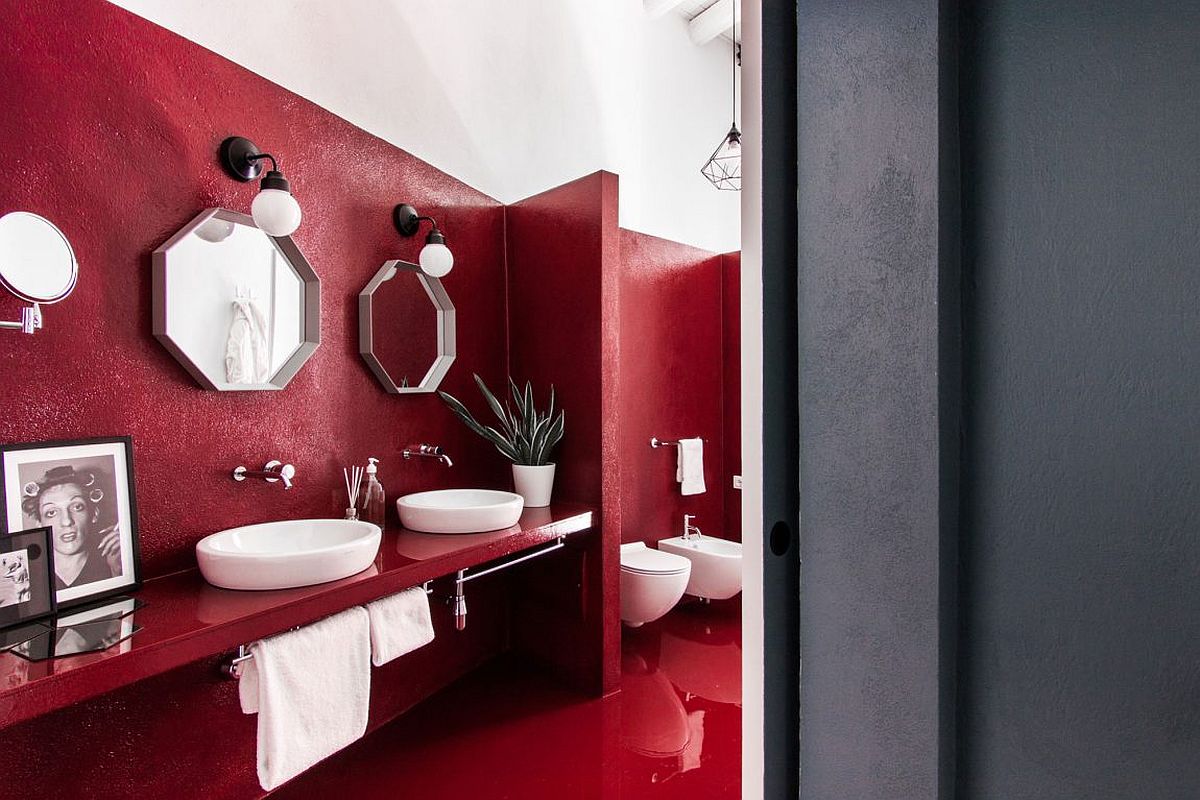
438 375 565 507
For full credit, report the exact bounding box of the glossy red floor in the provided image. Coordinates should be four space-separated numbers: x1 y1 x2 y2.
274 597 741 799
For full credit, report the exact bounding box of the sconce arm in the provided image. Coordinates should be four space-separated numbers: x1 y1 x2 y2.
245 152 279 171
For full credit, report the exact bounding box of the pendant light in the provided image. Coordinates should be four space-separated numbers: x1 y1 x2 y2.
701 0 741 192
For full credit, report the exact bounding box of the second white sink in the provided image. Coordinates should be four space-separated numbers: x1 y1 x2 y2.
397 489 524 534
196 519 381 590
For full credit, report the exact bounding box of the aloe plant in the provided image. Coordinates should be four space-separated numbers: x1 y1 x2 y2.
438 374 565 466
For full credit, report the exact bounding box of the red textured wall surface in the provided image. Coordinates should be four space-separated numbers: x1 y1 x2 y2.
505 173 622 693
0 1 512 796
617 230 727 543
0 0 515 581
722 252 742 541
0 0 738 792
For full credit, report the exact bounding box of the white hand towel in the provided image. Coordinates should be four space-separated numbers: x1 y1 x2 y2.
676 438 706 496
237 606 371 791
366 586 436 667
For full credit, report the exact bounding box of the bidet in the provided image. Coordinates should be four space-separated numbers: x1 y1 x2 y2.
657 535 742 600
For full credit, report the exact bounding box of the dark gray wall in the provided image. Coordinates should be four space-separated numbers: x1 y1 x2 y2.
761 0 801 796
958 2 1200 798
797 1 958 797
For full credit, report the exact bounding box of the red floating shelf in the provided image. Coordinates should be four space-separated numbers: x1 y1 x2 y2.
0 504 595 730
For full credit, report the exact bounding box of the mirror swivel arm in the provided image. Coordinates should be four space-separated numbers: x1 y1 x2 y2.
0 303 41 334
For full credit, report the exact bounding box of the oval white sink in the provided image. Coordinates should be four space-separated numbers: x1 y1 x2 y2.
397 489 524 534
196 519 381 590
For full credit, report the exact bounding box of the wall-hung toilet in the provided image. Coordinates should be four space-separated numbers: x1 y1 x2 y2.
620 542 692 627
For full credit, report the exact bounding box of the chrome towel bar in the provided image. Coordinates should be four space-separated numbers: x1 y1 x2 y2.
222 581 433 678
449 536 566 631
650 436 705 448
223 532 568 675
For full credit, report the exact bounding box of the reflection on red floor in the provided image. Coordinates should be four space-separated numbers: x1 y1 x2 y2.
273 598 740 799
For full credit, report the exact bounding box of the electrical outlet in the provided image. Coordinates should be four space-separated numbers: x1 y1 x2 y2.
732 474 743 490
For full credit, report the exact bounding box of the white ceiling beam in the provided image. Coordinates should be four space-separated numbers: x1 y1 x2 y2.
689 0 740 45
644 0 688 18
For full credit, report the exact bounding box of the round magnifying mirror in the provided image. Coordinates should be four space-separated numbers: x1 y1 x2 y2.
0 212 78 304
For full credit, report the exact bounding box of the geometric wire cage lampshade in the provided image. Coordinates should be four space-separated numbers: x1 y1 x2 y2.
701 0 741 191
702 124 742 191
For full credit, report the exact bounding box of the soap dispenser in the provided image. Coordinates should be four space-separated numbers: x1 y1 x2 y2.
359 457 386 528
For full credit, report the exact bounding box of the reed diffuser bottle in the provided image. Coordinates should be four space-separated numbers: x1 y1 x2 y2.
343 464 364 521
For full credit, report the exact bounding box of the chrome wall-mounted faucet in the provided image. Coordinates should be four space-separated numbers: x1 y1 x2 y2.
402 443 453 467
683 514 702 541
232 459 296 489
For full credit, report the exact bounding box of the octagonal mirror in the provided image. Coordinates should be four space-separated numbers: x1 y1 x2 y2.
358 260 455 394
151 208 320 390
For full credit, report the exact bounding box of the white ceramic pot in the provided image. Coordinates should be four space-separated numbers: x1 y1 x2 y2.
512 463 556 507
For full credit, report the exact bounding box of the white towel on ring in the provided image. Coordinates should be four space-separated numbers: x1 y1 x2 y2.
676 438 706 496
237 606 371 791
366 586 435 666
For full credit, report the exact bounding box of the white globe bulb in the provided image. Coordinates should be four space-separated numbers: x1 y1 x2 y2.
251 188 302 237
419 242 454 277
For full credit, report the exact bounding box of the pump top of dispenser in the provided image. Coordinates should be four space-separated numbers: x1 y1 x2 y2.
366 457 379 474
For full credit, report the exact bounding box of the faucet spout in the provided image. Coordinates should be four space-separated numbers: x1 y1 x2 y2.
403 443 453 467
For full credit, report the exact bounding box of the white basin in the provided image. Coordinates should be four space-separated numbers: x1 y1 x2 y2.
657 535 743 600
397 489 524 534
196 519 381 590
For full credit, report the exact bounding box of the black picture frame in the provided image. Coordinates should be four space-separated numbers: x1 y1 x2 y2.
0 436 142 611
0 526 57 630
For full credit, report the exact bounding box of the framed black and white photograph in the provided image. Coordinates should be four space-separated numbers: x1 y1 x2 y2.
1 437 141 610
0 526 56 630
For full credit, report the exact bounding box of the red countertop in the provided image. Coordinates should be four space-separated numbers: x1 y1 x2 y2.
0 504 595 729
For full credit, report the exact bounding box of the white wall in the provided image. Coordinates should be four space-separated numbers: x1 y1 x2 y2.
739 0 764 795
107 0 741 252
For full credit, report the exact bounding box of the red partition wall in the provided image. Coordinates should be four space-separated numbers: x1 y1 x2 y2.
504 173 622 693
617 230 727 543
722 252 743 541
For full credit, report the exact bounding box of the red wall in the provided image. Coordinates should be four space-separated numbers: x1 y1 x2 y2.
0 0 516 582
505 173 622 693
722 252 742 541
0 1 514 796
0 0 739 793
617 231 727 543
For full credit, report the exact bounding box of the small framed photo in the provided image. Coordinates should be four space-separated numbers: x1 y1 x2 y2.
0 526 56 630
0 437 142 611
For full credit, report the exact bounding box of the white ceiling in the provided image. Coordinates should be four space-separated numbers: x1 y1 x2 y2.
108 0 742 252
646 0 742 46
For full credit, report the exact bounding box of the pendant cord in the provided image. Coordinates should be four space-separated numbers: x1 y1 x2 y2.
731 0 737 127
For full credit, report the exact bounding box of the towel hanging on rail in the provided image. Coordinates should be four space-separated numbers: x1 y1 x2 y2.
237 606 370 791
367 586 435 666
677 437 706 496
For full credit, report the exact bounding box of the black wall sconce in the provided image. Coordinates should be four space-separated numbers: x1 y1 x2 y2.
394 204 454 277
220 136 302 236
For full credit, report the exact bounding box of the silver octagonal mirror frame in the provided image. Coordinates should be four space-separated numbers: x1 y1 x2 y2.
151 208 321 391
358 260 456 394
